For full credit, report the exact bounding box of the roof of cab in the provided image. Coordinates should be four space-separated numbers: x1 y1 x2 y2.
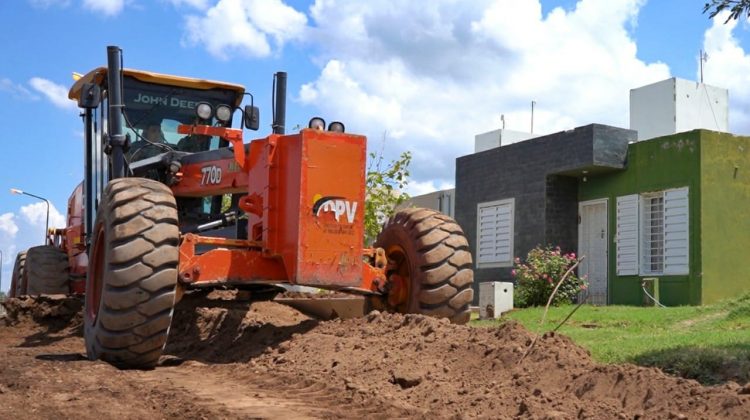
68 67 246 107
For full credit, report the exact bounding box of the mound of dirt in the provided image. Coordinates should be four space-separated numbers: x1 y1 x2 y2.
165 293 316 363
241 309 749 418
2 295 748 418
2 296 82 331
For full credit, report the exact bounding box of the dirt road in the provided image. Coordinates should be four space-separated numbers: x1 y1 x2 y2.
1 295 748 419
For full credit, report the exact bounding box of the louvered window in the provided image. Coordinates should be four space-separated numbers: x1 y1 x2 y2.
476 199 514 267
615 187 689 276
616 195 639 275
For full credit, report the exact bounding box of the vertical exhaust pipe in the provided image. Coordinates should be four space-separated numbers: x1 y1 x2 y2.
272 71 287 134
107 45 126 179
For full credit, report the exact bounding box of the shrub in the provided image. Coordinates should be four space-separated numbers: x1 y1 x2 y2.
513 245 587 308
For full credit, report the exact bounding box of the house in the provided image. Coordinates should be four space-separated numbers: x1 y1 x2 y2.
398 188 455 217
453 78 747 306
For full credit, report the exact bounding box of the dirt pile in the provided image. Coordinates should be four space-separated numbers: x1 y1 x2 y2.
237 310 748 418
2 296 82 331
1 295 749 418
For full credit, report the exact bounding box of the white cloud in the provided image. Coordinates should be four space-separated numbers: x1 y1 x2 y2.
702 12 750 134
183 0 307 59
29 77 78 111
407 179 455 197
0 78 40 101
82 0 126 15
167 0 209 9
0 213 19 239
20 202 66 231
298 0 670 193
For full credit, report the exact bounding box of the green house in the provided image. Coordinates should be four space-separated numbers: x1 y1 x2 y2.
579 129 750 305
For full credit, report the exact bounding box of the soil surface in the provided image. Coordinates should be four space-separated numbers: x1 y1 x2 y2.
1 294 749 419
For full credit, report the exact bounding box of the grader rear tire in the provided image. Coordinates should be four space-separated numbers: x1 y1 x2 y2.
375 208 474 324
9 251 27 298
25 246 70 295
84 178 179 369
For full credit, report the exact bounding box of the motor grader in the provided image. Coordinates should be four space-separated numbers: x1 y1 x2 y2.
9 46 474 369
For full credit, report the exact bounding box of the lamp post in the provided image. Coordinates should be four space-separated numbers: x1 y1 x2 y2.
0 250 3 290
10 188 50 245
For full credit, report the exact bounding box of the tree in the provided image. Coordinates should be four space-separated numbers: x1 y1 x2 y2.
364 149 412 245
704 1 750 22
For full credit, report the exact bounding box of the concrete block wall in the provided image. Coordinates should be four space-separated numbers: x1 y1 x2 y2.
455 124 634 298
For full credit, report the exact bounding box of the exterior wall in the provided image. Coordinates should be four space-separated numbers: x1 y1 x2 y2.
456 124 633 299
579 130 703 305
674 79 728 135
700 131 750 304
398 188 455 217
630 78 729 141
630 78 676 141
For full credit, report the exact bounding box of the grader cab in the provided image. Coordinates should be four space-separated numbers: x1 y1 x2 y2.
10 46 474 369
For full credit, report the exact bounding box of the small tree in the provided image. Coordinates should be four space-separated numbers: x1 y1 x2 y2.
364 150 412 245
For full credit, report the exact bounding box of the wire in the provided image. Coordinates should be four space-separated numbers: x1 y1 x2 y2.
641 282 666 308
702 82 720 130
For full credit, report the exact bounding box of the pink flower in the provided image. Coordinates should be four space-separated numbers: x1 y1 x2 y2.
581 283 588 290
511 269 517 277
514 257 521 264
570 252 576 259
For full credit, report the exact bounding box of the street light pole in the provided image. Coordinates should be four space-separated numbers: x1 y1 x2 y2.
0 250 3 290
10 188 50 245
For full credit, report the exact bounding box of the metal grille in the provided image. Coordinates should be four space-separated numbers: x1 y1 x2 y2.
642 193 664 274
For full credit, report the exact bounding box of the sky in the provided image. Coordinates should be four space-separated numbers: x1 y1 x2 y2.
1 0 750 293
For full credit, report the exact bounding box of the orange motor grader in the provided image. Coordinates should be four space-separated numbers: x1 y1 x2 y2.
10 46 474 369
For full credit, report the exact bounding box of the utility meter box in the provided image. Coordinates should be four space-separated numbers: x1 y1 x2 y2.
479 281 514 319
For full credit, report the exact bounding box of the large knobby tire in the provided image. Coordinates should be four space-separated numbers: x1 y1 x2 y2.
9 251 27 298
375 208 474 324
84 177 179 369
25 245 70 295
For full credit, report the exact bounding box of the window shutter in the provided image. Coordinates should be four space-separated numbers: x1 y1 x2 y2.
477 199 514 266
616 194 639 275
663 187 689 275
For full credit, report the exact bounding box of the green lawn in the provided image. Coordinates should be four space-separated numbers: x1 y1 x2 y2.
472 293 750 385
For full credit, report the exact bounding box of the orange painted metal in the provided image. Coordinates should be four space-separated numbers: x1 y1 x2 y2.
244 129 367 287
178 233 288 285
173 127 389 292
170 125 250 197
59 183 87 294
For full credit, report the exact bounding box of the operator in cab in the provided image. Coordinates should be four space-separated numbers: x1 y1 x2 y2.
127 121 169 162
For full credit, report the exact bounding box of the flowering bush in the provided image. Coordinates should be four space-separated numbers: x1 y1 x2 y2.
512 245 588 308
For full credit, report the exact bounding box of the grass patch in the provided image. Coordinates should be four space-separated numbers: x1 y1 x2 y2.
472 293 750 385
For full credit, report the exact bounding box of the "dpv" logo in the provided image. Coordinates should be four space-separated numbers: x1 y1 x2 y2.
312 195 358 223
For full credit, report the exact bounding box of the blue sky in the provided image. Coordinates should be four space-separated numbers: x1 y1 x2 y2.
1 0 749 292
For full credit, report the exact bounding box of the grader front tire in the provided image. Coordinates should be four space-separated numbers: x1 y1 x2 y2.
84 178 180 369
375 208 474 324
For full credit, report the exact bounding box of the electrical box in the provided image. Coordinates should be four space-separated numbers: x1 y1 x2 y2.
479 281 514 319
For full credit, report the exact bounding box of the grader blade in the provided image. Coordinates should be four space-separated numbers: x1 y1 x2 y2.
274 296 369 320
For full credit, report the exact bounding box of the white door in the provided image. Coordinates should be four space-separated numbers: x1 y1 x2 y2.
579 199 608 305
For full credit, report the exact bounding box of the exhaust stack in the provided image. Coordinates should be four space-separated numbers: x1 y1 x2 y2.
106 46 126 179
272 71 287 135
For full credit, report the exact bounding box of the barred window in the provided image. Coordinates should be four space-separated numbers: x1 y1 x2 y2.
641 193 665 274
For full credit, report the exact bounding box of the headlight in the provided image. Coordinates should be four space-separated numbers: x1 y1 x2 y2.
196 102 213 120
328 121 345 133
215 104 232 123
308 117 325 130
